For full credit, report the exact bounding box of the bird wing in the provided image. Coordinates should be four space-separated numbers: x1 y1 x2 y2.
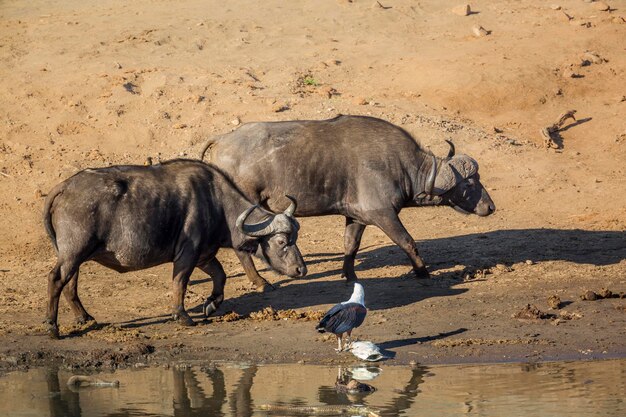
318 303 367 335
316 303 344 331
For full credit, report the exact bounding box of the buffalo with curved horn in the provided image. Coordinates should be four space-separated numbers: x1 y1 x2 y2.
42 160 306 338
200 115 494 287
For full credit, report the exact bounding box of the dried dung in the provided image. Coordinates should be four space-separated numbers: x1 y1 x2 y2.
513 304 553 320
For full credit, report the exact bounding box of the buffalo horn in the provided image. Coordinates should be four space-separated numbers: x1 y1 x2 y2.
425 155 437 196
284 195 297 217
236 205 276 237
445 139 455 159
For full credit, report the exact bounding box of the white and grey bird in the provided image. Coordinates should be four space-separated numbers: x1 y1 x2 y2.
316 282 367 351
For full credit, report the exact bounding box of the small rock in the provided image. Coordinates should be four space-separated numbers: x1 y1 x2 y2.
580 290 598 301
172 123 187 129
547 295 562 310
525 259 534 265
319 87 339 98
612 16 625 24
593 2 610 11
562 68 581 79
570 19 591 27
231 117 241 126
472 25 490 37
34 189 43 198
598 288 613 299
550 5 561 11
271 102 290 112
493 126 503 133
582 51 605 64
353 97 369 105
451 4 471 16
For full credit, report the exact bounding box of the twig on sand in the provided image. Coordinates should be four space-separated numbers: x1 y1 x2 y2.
541 110 577 149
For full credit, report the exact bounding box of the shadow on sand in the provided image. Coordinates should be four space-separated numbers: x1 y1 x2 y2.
111 228 625 330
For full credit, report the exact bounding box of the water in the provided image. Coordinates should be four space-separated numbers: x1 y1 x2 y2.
0 360 624 416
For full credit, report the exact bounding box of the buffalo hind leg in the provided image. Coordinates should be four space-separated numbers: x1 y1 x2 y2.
171 249 199 326
341 217 366 283
62 269 95 325
198 258 227 317
374 212 429 279
235 250 273 292
46 259 82 339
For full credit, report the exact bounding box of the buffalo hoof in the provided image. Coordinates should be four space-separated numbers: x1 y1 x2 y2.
76 314 96 325
172 312 195 327
341 272 358 283
251 278 274 292
43 318 60 339
48 325 60 340
203 300 219 317
413 267 430 279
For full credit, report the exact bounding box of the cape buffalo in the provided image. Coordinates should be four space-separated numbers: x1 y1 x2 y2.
42 159 306 339
200 115 495 289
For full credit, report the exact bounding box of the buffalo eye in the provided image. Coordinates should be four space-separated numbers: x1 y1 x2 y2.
276 237 287 247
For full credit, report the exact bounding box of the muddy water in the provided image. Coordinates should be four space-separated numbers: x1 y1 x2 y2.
0 360 624 416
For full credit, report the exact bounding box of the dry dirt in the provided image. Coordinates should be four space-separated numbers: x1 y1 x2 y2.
1 0 625 371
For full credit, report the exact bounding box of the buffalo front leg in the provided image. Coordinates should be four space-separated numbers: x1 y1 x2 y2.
374 212 430 279
198 258 226 318
234 250 273 292
171 250 199 326
62 270 95 325
341 217 366 283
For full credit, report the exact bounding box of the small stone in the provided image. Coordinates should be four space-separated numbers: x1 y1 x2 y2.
353 97 369 105
34 189 43 198
562 68 580 79
547 295 562 310
271 102 290 112
580 290 598 301
582 51 605 64
472 25 490 37
598 288 613 299
525 259 534 265
570 19 591 27
550 4 561 10
451 4 471 16
172 123 187 129
231 117 241 126
593 2 610 11
612 16 625 24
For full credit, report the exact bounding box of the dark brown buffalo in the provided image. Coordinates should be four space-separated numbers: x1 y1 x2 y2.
42 159 306 338
200 115 495 289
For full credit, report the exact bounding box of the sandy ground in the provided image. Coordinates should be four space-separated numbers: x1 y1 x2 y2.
1 0 625 371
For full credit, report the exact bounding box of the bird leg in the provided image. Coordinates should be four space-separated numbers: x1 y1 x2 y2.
335 334 344 352
345 330 353 349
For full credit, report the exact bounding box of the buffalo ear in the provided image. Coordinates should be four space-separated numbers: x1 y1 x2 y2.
237 239 259 254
